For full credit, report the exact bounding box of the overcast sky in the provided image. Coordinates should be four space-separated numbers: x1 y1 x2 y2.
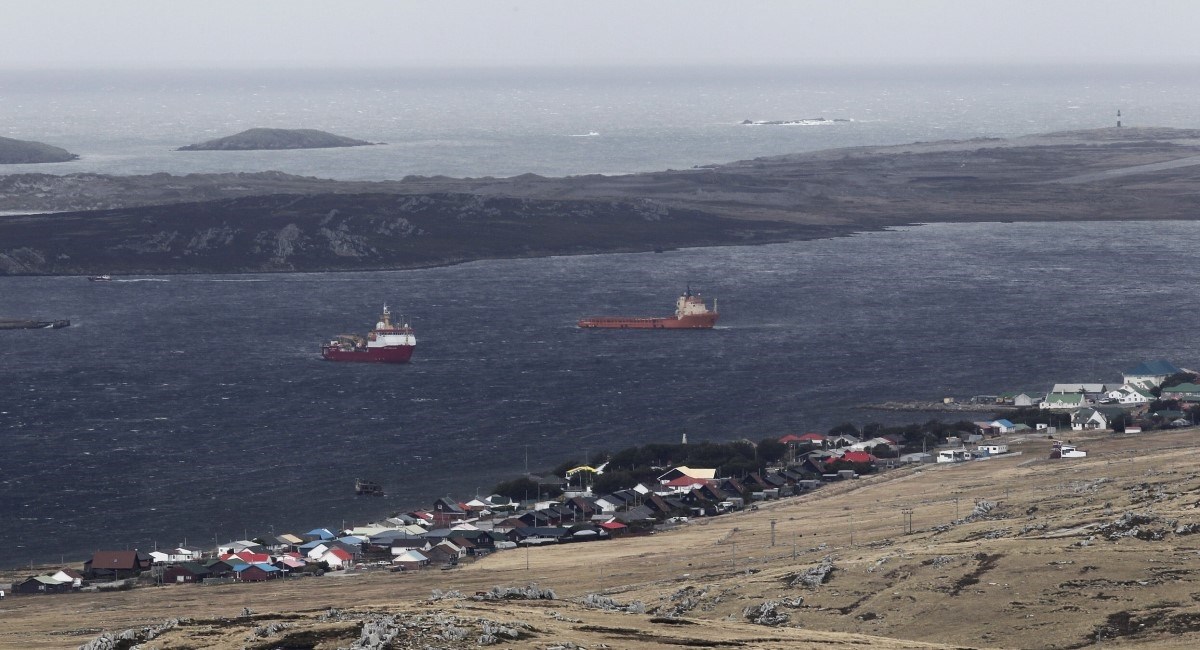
3 0 1196 69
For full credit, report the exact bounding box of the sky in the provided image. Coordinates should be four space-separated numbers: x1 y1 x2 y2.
2 0 1197 69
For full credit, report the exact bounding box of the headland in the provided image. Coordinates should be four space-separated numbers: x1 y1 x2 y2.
4 127 1200 274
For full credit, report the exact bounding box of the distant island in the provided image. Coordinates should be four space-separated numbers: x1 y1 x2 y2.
5 127 1200 275
177 128 375 151
0 136 79 164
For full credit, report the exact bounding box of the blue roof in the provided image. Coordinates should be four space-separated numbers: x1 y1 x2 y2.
993 419 1015 428
1125 360 1180 376
305 528 335 539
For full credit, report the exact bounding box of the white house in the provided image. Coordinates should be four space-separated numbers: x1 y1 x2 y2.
1123 360 1181 390
1105 384 1153 405
1071 408 1112 431
1041 392 1091 410
1013 393 1039 407
936 449 971 463
990 419 1016 434
827 434 861 448
977 443 1009 455
316 547 354 569
849 436 901 453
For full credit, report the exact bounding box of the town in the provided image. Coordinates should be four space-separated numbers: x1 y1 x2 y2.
4 358 1196 600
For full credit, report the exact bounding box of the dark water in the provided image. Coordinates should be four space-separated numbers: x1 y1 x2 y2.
3 220 1200 567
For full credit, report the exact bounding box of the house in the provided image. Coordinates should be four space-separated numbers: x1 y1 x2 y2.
200 559 234 578
49 569 83 587
849 437 900 453
1041 392 1090 410
84 550 152 580
599 520 628 536
827 433 861 448
936 449 971 463
837 450 877 465
990 419 1016 434
431 497 469 525
316 547 354 569
303 528 337 542
972 421 998 437
14 575 72 595
508 527 570 545
223 550 272 565
1071 407 1125 431
235 563 281 582
275 533 306 549
656 466 717 483
977 442 1009 455
149 547 203 564
1123 360 1181 390
392 549 430 571
1051 383 1109 395
1105 384 1154 405
779 432 826 448
163 563 211 584
998 391 1041 407
1160 383 1200 400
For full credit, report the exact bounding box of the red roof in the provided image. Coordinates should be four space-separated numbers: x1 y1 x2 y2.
599 521 627 530
780 432 826 443
234 551 270 564
327 548 353 561
840 451 877 463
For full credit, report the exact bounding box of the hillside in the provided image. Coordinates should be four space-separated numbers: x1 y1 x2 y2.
0 136 79 164
5 429 1200 649
6 127 1200 273
0 192 825 274
177 128 374 151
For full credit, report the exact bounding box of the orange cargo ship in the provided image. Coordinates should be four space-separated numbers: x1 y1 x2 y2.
578 288 718 329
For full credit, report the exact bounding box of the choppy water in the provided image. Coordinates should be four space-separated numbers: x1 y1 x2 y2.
4 221 1200 567
5 65 1200 566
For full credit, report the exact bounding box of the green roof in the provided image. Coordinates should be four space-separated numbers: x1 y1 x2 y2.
1162 383 1200 394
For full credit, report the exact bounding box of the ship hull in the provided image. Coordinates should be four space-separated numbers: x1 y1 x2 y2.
577 314 717 329
322 345 415 363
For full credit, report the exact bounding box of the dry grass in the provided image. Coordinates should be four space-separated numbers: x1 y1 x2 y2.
6 430 1200 649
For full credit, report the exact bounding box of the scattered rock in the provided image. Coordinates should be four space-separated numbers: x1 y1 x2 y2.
790 556 836 589
474 584 556 601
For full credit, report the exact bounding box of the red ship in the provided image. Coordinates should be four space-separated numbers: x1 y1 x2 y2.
322 304 416 363
578 287 718 329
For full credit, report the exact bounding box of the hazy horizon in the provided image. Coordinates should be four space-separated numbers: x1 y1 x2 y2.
3 0 1198 70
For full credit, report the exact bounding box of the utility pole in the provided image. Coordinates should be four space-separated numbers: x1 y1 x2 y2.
770 519 777 547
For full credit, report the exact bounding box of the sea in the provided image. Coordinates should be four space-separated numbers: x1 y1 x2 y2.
3 64 1200 568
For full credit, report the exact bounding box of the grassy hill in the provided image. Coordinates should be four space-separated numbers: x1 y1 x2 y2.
6 429 1200 648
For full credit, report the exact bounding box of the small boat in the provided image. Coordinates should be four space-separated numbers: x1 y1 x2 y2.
88 275 113 282
355 479 383 496
0 319 70 330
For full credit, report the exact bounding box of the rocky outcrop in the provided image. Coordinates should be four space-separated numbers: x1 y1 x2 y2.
178 128 374 151
0 192 821 275
0 136 78 164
